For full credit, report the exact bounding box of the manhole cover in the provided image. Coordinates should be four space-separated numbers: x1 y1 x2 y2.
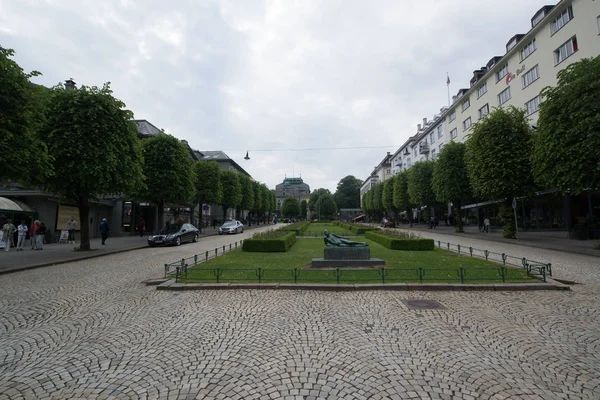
401 299 445 310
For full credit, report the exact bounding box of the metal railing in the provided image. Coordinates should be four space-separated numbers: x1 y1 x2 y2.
164 240 244 278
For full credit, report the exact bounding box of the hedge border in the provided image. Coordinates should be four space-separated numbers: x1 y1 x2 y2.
365 231 434 251
242 231 297 252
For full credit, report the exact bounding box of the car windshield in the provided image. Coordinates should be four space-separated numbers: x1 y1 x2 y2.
158 224 183 234
222 222 236 227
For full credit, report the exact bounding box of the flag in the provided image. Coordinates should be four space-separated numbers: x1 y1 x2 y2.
446 74 450 86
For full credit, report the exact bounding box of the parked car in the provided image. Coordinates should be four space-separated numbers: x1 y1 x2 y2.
381 218 395 228
147 223 199 247
219 220 244 235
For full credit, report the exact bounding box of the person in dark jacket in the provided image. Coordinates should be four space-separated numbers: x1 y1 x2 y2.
99 218 110 245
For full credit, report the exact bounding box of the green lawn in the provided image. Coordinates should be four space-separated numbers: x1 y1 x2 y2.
300 223 354 237
179 238 535 284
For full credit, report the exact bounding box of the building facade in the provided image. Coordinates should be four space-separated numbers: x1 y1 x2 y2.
275 177 310 211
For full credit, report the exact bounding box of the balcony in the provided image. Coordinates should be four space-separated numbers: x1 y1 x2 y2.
419 143 429 154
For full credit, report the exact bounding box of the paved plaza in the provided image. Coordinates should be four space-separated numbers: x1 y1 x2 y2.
0 230 599 399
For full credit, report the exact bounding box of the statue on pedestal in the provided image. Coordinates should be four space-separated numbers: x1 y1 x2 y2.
324 230 368 247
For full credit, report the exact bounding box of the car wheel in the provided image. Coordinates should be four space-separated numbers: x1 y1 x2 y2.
175 237 181 246
193 234 198 242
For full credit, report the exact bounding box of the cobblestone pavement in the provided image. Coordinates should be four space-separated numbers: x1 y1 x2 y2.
1 230 599 399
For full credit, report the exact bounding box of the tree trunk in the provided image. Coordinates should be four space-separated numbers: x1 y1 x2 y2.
157 201 165 230
222 205 229 222
190 202 196 230
456 200 464 232
407 207 413 227
77 196 91 251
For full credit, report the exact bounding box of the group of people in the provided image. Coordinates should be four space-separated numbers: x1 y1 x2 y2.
1 219 48 252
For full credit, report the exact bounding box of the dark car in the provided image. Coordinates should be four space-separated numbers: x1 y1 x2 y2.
381 218 395 228
147 223 199 247
218 220 244 235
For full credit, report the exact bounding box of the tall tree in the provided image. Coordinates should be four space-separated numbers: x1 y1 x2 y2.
465 106 534 238
333 175 363 209
315 193 337 219
432 141 472 232
140 134 195 229
309 188 331 212
40 82 144 250
0 47 51 184
533 56 600 205
281 197 300 218
238 174 254 224
300 199 307 219
252 181 263 224
407 161 436 223
261 185 271 222
382 178 395 218
393 171 412 226
192 161 221 231
372 183 383 216
220 170 242 220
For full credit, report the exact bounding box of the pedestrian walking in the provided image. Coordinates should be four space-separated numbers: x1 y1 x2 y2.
136 218 145 237
30 220 39 249
66 216 78 244
100 218 110 245
37 221 47 250
484 217 491 233
2 219 16 252
16 220 28 251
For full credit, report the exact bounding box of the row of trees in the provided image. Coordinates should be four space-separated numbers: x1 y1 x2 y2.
1 47 276 250
362 55 600 238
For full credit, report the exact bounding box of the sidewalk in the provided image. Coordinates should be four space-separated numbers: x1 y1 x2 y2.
396 223 600 257
0 225 232 275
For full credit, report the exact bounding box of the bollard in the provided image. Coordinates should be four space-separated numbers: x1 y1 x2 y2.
205 251 209 261
447 243 450 250
215 248 218 256
502 253 507 266
175 267 180 283
547 263 552 276
438 240 441 248
164 264 168 278
457 244 461 255
469 247 473 257
484 250 489 261
223 245 225 253
194 255 198 266
229 244 232 250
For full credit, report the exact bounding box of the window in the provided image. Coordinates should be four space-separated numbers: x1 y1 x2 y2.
450 128 457 139
525 95 542 116
477 82 487 98
449 110 456 122
462 98 471 111
429 133 436 144
437 125 443 139
431 149 436 160
407 158 412 168
478 104 489 118
439 143 444 150
497 64 508 82
554 37 578 65
551 6 573 35
463 117 472 131
532 11 546 28
520 39 536 61
498 87 511 105
522 65 539 88
414 148 417 158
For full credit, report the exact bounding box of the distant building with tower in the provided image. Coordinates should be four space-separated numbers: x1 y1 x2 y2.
275 177 310 211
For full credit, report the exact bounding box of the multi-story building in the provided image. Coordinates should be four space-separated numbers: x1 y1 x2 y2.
362 0 600 229
275 177 311 211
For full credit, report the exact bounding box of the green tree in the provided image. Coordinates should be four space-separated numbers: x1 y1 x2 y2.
382 178 395 218
252 181 263 224
333 175 363 209
300 199 307 219
309 188 331 212
466 106 534 238
238 174 254 224
315 193 337 219
281 196 300 218
192 161 221 231
220 170 242 220
533 56 600 204
140 134 195 228
0 47 51 184
432 142 472 232
40 82 144 250
407 161 436 223
261 185 271 222
393 171 412 226
372 183 383 216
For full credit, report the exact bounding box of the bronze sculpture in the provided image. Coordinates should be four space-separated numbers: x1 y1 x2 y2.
323 230 368 247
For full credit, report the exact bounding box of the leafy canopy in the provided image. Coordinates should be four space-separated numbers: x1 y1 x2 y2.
192 160 221 206
533 56 600 194
333 175 363 209
281 196 300 218
220 170 242 211
407 161 435 207
432 141 472 205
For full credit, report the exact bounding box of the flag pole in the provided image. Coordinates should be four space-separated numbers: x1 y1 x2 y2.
446 73 451 106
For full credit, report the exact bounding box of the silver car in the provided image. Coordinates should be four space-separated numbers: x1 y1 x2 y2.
218 220 244 235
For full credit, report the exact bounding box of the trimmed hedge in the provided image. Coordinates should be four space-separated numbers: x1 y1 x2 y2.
365 231 434 251
242 231 297 252
280 221 310 235
336 222 378 235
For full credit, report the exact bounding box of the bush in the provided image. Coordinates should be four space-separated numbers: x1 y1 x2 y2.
335 222 378 234
365 231 434 251
242 231 296 252
280 221 310 235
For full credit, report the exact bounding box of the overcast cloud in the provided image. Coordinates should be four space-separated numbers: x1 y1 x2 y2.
1 0 543 192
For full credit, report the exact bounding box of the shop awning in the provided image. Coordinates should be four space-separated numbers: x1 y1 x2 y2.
0 196 35 212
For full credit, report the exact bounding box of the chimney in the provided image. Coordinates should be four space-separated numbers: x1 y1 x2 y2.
417 124 422 131
65 78 76 90
423 118 427 126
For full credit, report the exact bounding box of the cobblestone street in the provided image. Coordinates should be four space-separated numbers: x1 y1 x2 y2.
1 232 599 399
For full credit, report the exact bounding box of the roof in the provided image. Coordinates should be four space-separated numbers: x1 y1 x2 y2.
133 120 162 137
197 151 251 177
0 197 35 212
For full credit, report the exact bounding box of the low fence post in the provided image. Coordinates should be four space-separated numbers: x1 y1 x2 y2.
459 267 465 284
500 267 506 283
229 244 232 250
447 243 450 250
194 255 198 266
418 267 424 283
164 264 168 278
175 267 180 283
378 267 386 284
235 241 238 248
335 268 341 284
293 267 298 283
502 253 507 266
457 244 461 255
438 240 441 248
521 258 527 269
484 250 489 261
205 251 209 261
215 248 218 257
214 268 221 283
541 266 547 282
223 245 225 253
257 267 262 283
469 247 473 257
547 263 552 276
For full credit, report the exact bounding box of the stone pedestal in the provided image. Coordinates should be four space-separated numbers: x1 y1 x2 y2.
311 246 385 268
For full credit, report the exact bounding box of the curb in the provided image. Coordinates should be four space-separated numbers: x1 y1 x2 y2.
155 281 570 292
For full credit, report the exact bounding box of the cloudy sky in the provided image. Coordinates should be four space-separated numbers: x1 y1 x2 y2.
1 0 543 193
